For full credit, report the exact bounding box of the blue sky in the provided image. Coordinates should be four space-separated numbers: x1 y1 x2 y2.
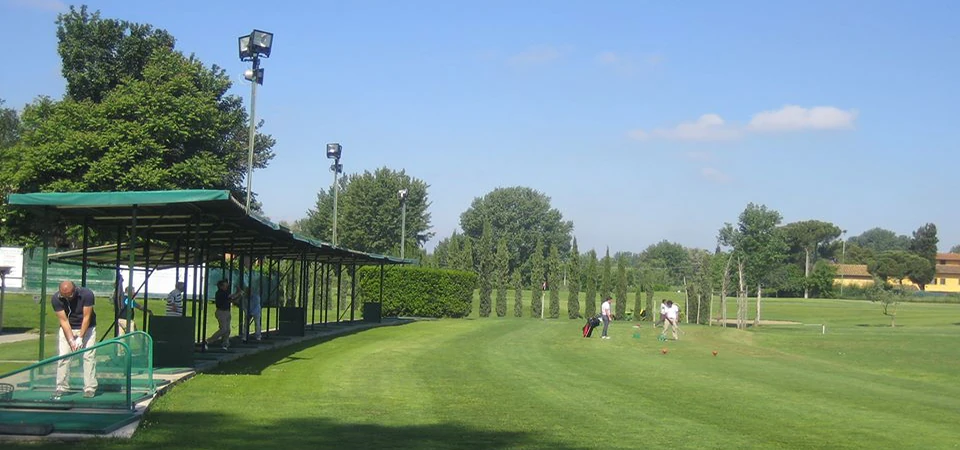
2 0 958 254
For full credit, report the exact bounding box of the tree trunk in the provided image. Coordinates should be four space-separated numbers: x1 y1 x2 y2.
682 275 689 324
737 257 746 330
721 254 733 328
709 290 715 327
803 248 810 299
754 284 762 327
696 293 702 324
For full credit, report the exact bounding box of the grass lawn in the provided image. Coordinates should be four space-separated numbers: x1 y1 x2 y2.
2 297 955 449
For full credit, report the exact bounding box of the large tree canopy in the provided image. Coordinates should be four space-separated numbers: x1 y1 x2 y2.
782 220 842 298
848 228 911 253
298 167 433 255
57 6 176 103
638 240 690 286
459 186 573 278
719 203 787 292
0 6 275 244
0 99 18 150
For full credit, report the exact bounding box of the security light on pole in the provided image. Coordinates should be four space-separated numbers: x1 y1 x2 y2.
238 29 274 214
327 143 343 246
398 189 408 259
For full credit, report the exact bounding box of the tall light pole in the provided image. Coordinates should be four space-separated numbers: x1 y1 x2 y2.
398 189 408 259
238 29 274 214
840 229 847 297
326 143 343 245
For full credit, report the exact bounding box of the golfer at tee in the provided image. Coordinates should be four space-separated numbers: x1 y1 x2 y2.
600 296 614 339
663 300 680 340
654 299 667 328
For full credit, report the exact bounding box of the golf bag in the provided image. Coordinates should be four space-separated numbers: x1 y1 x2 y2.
582 315 602 337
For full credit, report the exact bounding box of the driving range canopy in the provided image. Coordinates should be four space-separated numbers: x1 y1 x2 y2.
7 189 412 265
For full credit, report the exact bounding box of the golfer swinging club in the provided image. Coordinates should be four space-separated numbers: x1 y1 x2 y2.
662 300 680 340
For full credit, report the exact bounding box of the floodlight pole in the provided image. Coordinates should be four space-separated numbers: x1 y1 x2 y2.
331 158 341 246
399 189 408 259
840 229 847 297
245 56 259 214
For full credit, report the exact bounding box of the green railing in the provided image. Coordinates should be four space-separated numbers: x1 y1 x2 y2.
0 331 154 411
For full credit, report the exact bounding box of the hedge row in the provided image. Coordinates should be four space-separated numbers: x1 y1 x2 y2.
357 266 477 318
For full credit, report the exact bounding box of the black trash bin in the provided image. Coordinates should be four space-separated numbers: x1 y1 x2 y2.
362 302 381 323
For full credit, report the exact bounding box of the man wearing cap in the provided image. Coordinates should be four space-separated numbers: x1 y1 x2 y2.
51 280 98 399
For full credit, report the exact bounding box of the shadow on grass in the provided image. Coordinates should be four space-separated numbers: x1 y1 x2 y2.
0 327 35 334
206 322 412 376
131 411 578 450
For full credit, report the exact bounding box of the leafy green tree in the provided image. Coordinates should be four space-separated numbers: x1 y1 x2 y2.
433 231 471 270
634 282 644 320
841 242 875 265
808 261 837 298
867 283 903 327
584 250 598 317
477 221 494 317
950 244 960 254
782 220 842 298
600 247 612 299
477 222 496 317
615 255 628 319
868 250 930 288
299 167 432 254
848 228 911 253
548 245 561 319
495 237 509 317
908 223 938 289
566 238 581 319
512 270 523 317
0 99 18 150
1 8 276 244
529 237 545 318
461 237 475 272
719 203 787 327
639 240 691 286
459 187 573 279
56 6 175 103
688 249 713 324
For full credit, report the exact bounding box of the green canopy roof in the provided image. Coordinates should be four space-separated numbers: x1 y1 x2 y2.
8 190 414 266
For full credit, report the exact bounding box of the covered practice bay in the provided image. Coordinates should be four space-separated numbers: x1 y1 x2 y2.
7 189 411 362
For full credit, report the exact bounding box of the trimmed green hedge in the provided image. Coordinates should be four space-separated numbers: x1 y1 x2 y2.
357 266 477 318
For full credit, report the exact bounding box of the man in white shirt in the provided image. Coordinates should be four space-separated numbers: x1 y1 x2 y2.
654 299 667 328
600 296 614 339
663 300 680 340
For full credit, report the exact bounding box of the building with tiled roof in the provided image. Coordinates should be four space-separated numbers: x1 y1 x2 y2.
832 253 960 293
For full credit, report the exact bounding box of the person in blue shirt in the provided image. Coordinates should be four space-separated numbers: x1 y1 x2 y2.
117 286 152 336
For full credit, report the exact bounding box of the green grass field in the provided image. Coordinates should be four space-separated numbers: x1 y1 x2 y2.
4 295 960 448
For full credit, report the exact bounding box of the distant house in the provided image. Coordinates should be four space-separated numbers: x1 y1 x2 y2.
832 253 960 293
833 264 873 288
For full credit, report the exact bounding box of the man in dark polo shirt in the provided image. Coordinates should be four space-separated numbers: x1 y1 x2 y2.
51 280 98 399
203 280 235 350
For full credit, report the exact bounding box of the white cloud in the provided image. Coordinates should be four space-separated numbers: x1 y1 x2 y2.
630 105 858 142
629 114 742 142
509 46 563 66
747 105 858 132
701 167 732 183
10 0 66 12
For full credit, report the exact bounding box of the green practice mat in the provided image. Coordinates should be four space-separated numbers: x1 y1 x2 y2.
0 409 138 435
0 389 151 410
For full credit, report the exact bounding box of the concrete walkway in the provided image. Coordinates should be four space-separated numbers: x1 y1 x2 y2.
0 318 413 442
0 332 37 345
